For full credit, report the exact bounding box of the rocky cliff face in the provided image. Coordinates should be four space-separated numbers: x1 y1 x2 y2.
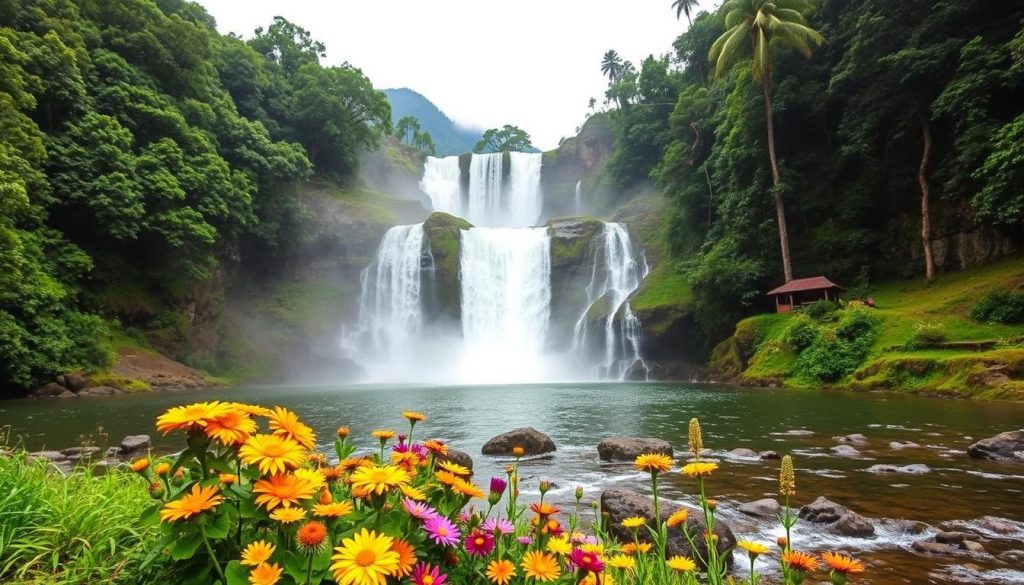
422 212 472 334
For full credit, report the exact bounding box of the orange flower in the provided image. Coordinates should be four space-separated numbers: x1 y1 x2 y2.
314 501 354 518
156 401 233 434
130 458 149 473
634 453 673 474
336 426 350 438
338 457 373 473
422 439 449 456
160 484 223 522
486 559 516 585
296 521 329 554
249 562 283 585
530 502 559 517
451 478 484 499
390 538 417 577
512 446 525 458
435 470 460 486
783 550 820 573
204 408 257 446
621 542 652 555
253 473 317 510
239 434 306 476
667 508 689 528
390 451 421 473
267 407 316 450
219 473 238 485
821 552 865 575
154 462 171 476
520 551 560 582
371 429 395 440
401 411 426 423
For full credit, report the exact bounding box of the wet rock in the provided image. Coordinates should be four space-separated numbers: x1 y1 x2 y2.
935 531 974 545
680 449 714 458
62 446 101 457
834 433 869 444
889 441 921 450
597 437 673 461
600 488 734 566
998 550 1024 562
972 516 1020 536
440 449 474 472
61 371 90 392
30 382 68 398
728 448 758 459
783 429 815 436
90 459 121 477
738 498 781 518
967 430 1024 461
866 463 930 474
105 447 121 459
835 512 875 537
799 496 851 524
830 445 862 458
913 540 958 555
685 457 721 464
759 450 781 460
119 435 151 455
28 450 68 463
77 385 122 397
48 461 74 475
481 428 555 456
962 541 986 553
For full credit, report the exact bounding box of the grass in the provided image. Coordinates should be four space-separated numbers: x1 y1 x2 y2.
631 263 692 312
0 455 161 584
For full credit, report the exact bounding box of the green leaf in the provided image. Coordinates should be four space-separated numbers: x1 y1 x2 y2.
171 530 204 560
137 502 161 526
225 560 250 585
205 508 233 539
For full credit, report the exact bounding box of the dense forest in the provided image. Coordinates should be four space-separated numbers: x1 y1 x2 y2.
0 0 391 392
598 0 1024 343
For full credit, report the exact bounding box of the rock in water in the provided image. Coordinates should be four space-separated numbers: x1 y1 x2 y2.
481 428 555 456
835 512 875 537
597 437 672 461
738 498 782 518
967 430 1024 460
830 444 862 458
119 435 151 455
441 449 474 472
600 489 735 566
799 496 876 537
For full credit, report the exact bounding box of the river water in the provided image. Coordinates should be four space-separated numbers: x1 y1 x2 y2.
2 382 1022 584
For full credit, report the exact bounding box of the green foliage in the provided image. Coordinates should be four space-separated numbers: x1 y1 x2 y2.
782 315 817 352
473 124 533 153
795 307 877 383
905 321 947 349
970 289 1024 325
804 300 839 321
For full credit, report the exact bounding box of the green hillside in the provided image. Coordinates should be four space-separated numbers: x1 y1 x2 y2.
383 88 481 155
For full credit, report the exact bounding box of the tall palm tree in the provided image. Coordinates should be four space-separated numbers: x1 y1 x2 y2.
672 0 699 26
709 0 824 283
601 50 623 82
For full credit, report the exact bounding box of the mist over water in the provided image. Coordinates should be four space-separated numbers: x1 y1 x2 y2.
345 154 651 384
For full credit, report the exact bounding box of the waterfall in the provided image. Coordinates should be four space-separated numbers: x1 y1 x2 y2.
572 223 651 380
458 227 553 383
575 180 582 215
344 224 427 370
420 156 462 215
420 152 543 227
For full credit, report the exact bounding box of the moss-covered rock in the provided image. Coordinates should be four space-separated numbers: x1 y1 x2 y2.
546 218 606 346
423 212 473 329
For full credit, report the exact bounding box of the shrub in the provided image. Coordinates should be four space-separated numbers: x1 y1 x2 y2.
783 316 819 353
804 300 839 321
905 321 947 349
970 289 1024 324
796 308 877 383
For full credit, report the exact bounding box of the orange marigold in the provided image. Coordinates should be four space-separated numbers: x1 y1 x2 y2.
822 552 865 575
253 473 317 510
156 401 232 435
267 406 316 450
203 408 256 446
160 484 223 522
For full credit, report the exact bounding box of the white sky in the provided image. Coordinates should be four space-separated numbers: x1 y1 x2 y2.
197 1 699 150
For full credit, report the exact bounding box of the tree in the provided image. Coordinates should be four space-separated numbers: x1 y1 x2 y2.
709 0 824 283
601 50 623 82
250 16 325 78
672 0 699 26
473 125 533 153
412 130 436 155
395 115 421 145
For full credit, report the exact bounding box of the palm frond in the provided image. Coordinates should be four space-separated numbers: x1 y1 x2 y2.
710 24 750 78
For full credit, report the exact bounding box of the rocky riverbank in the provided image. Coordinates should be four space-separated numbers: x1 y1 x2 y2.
28 347 215 398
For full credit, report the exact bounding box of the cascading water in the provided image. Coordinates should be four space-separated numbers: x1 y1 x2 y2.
506 152 543 227
458 227 553 383
419 156 461 215
575 180 582 215
572 223 651 380
467 152 503 226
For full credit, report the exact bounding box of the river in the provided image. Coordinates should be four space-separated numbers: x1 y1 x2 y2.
1 382 1022 584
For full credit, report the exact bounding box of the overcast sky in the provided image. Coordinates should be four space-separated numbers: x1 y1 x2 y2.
197 1 701 150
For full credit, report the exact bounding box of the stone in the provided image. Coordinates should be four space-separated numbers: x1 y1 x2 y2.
799 496 850 524
962 541 986 553
759 450 781 460
998 550 1024 562
973 516 1019 536
61 371 90 391
727 448 758 458
56 390 76 398
600 489 735 566
738 498 781 518
481 428 555 456
440 449 474 472
830 445 862 458
680 449 714 458
119 435 151 454
834 433 869 444
61 446 101 457
29 382 68 398
90 459 120 477
935 531 973 545
48 461 74 475
597 437 673 461
77 385 121 396
967 430 1024 461
913 539 958 555
866 463 930 474
28 450 68 463
835 512 875 537
889 441 921 450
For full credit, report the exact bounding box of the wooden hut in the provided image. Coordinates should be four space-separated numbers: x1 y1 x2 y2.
766 276 845 313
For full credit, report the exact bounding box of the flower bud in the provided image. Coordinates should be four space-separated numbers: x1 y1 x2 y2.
148 481 164 499
539 480 551 495
336 426 350 438
489 477 508 497
779 455 797 496
575 485 584 501
512 446 525 458
777 536 788 548
688 418 704 457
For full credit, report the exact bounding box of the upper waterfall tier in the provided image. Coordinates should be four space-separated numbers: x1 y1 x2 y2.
420 152 543 227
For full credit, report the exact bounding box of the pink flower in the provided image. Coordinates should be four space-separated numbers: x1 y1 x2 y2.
517 536 532 546
402 498 438 522
489 477 507 496
481 517 515 535
411 562 447 585
571 548 605 574
424 515 461 547
464 530 495 557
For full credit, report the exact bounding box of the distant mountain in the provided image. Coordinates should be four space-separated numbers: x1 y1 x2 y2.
383 88 482 156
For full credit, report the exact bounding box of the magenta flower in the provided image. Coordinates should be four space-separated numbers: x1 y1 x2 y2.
481 517 515 535
489 477 507 496
411 562 447 585
464 530 495 557
402 498 438 522
424 515 461 546
571 548 605 574
517 536 532 546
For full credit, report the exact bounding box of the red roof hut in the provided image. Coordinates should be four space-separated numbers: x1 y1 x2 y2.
766 276 845 313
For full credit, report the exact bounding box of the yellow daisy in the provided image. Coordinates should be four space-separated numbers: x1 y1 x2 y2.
267 406 317 450
330 529 399 585
241 540 276 566
240 434 306 476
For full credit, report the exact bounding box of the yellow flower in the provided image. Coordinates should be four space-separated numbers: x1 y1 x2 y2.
156 401 233 434
580 543 604 555
371 429 395 441
634 453 673 474
253 473 317 510
666 556 697 572
270 507 306 523
399 484 427 501
435 470 459 486
681 461 718 477
349 465 410 496
267 407 317 450
520 551 560 582
450 478 484 499
219 473 238 485
294 468 327 490
160 484 223 522
204 408 257 446
621 516 646 529
240 434 306 476
241 540 276 566
546 536 572 555
486 558 516 585
438 460 471 476
737 540 770 558
621 542 652 555
229 402 273 418
249 562 283 585
667 508 689 527
402 411 426 423
780 454 796 496
606 554 636 570
330 528 399 585
130 458 149 473
313 501 354 518
687 418 703 455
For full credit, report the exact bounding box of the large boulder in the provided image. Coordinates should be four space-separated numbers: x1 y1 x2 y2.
799 496 876 537
60 371 90 392
967 430 1024 461
29 382 68 398
481 428 555 456
600 489 735 566
738 498 781 518
440 449 474 472
597 437 673 462
119 435 152 455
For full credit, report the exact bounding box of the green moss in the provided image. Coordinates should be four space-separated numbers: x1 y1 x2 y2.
631 263 692 311
546 218 604 269
88 372 151 392
423 212 472 324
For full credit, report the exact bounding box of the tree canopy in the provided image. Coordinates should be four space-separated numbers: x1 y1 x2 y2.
473 125 534 153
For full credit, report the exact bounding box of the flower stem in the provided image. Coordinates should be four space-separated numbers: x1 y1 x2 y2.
199 524 225 584
305 553 314 585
